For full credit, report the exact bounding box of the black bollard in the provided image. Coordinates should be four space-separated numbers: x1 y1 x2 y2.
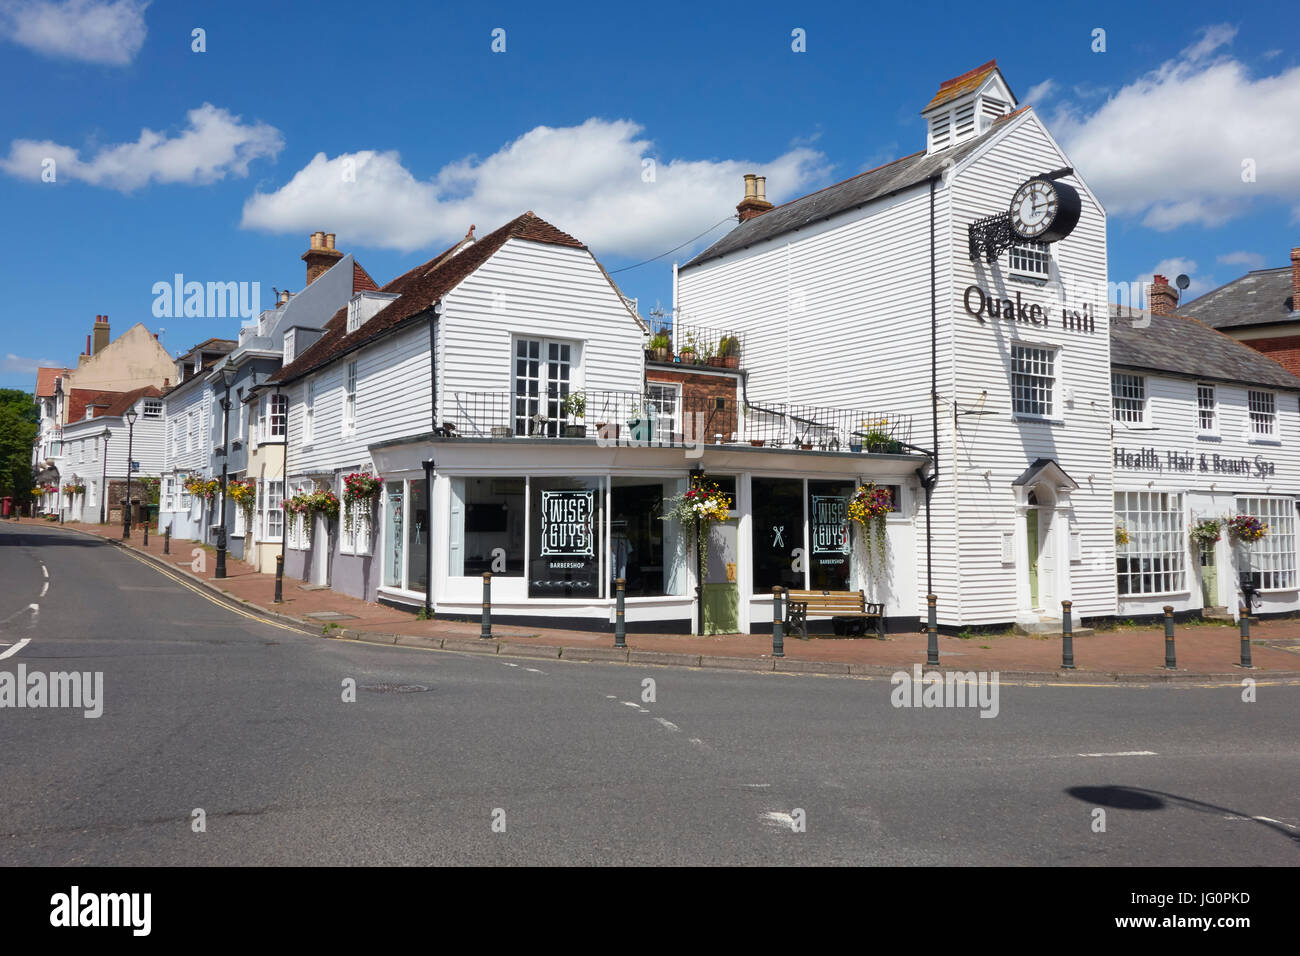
480 572 492 640
1238 606 1253 669
772 586 785 659
925 593 939 666
274 553 284 604
1060 600 1076 670
143 520 148 546
163 526 170 554
1163 605 1176 669
614 577 626 648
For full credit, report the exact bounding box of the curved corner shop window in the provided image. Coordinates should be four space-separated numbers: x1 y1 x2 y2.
530 477 602 597
808 480 854 590
449 477 524 576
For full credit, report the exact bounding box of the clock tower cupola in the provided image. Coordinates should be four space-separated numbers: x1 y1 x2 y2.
922 60 1017 155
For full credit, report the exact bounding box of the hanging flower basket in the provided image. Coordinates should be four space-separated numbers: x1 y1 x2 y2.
342 471 381 537
228 478 257 526
1115 524 1130 546
1189 518 1222 548
849 483 893 569
662 477 732 574
1227 514 1267 542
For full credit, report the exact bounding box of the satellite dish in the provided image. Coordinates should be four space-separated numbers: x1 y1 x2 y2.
1175 274 1191 291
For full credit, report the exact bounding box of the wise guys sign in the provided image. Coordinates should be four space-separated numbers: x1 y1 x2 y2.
963 284 1096 334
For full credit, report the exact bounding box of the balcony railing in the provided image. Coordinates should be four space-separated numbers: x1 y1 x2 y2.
440 390 913 452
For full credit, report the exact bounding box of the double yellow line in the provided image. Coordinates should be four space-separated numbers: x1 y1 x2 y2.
119 548 308 635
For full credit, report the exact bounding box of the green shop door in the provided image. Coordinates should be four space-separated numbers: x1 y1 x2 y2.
1200 545 1217 606
1026 509 1039 608
702 517 739 634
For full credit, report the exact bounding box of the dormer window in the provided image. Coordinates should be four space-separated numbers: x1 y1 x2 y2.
346 291 399 334
284 329 296 364
347 297 361 333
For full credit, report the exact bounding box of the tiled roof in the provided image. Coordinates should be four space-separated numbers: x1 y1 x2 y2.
269 212 586 385
1109 306 1300 390
101 385 162 418
35 367 70 398
353 261 379 294
923 59 1005 112
1174 266 1296 331
682 115 1023 270
67 388 122 422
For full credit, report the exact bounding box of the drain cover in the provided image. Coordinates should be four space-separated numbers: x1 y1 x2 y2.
360 683 432 693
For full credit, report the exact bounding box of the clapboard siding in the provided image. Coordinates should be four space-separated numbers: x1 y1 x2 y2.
678 108 1114 626
439 238 645 401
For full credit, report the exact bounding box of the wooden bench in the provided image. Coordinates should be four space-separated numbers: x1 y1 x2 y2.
784 589 885 640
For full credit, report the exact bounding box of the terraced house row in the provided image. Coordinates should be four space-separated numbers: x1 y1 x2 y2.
32 61 1300 632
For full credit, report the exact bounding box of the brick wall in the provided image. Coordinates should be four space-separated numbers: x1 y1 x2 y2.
1243 336 1300 378
647 367 742 440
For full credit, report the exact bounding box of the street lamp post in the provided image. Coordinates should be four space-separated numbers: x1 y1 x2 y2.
689 465 704 636
215 359 237 579
122 407 137 539
100 427 111 524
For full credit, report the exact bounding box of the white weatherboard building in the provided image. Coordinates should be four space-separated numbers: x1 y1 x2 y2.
1110 297 1300 621
677 60 1114 630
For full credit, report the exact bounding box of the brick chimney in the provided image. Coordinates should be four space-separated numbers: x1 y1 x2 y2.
1148 275 1178 316
302 231 342 285
1291 246 1299 312
737 173 774 222
92 314 110 354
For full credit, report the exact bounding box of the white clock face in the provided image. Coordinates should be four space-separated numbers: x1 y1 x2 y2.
1010 180 1058 239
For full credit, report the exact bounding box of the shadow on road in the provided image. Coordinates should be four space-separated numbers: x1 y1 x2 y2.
1067 784 1300 847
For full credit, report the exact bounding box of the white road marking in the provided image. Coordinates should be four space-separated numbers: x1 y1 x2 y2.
1223 815 1299 830
621 701 641 709
0 638 31 660
741 783 772 789
524 667 546 674
760 811 796 830
1078 750 1157 757
41 565 48 578
605 695 617 699
688 738 711 751
39 582 48 597
654 717 680 732
502 662 519 668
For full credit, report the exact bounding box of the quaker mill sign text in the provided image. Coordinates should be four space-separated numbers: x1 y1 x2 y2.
963 285 1096 334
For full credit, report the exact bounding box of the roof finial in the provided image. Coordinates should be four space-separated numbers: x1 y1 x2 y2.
465 224 476 240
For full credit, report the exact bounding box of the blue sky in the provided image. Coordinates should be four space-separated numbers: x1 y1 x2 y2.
1 0 1298 388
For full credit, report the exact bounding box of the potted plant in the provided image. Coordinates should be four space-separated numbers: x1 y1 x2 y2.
647 332 672 363
716 335 740 369
860 418 901 454
561 390 587 438
678 332 699 365
626 402 652 443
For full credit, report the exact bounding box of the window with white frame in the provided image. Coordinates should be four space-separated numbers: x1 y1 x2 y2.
343 361 357 432
179 479 192 512
647 382 681 442
261 480 284 541
162 477 174 512
233 493 246 537
1235 496 1296 590
1111 373 1146 424
340 495 372 555
1248 390 1276 438
1011 345 1056 418
269 393 287 438
1115 491 1186 595
303 380 315 445
287 481 311 550
1197 384 1217 434
284 329 296 365
1007 241 1050 276
169 421 178 458
143 398 163 419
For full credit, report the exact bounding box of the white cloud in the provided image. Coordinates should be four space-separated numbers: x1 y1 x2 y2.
1 103 284 191
1054 24 1300 230
0 0 148 66
240 117 830 258
1024 79 1056 104
1 353 57 375
1218 250 1266 269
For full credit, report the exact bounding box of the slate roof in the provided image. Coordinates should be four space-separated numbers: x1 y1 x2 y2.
269 212 588 386
1109 305 1300 390
681 110 1029 271
1173 266 1296 331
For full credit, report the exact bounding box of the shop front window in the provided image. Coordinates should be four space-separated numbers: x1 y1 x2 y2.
383 481 404 588
808 479 854 590
407 478 429 593
610 477 689 597
450 477 525 577
752 477 804 593
529 476 602 598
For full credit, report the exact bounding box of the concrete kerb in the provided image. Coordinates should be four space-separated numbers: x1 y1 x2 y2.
35 524 1300 684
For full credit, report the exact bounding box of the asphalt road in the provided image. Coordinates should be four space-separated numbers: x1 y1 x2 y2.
1 520 1297 866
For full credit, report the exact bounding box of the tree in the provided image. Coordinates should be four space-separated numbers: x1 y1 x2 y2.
0 389 39 506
